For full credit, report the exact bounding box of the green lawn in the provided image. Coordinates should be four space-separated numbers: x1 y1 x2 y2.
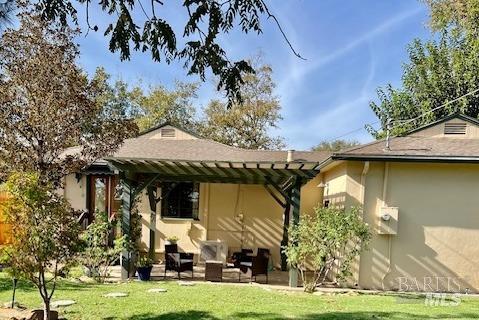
1 273 479 320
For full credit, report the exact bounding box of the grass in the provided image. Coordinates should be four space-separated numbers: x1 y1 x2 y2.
1 273 479 319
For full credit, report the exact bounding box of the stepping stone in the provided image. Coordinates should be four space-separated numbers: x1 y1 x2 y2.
147 288 167 293
51 300 76 308
177 281 195 286
103 292 128 298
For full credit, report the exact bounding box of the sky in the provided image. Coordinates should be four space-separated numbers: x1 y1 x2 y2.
75 0 432 150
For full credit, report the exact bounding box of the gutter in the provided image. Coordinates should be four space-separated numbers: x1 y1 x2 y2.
332 154 479 163
317 157 335 170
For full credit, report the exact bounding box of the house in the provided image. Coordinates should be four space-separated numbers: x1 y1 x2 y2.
62 113 479 293
320 113 479 293
63 123 328 283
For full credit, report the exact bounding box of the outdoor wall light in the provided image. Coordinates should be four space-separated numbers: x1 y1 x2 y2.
236 212 244 222
114 184 123 200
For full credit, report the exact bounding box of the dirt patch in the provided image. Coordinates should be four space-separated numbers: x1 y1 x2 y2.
0 308 58 320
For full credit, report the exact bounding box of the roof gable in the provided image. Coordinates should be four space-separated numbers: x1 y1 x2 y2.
137 123 200 140
406 113 479 138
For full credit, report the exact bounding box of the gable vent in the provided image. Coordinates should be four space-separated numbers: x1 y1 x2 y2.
161 128 176 138
444 122 467 135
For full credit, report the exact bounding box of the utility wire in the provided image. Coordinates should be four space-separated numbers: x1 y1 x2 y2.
328 87 479 141
330 122 379 141
391 88 479 129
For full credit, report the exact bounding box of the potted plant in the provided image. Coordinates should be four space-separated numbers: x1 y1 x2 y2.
165 236 179 245
136 256 154 281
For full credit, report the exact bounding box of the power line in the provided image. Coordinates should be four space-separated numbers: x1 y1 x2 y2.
331 121 379 140
392 88 479 128
328 87 479 141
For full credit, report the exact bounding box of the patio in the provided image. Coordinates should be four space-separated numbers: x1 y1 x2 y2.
108 264 294 287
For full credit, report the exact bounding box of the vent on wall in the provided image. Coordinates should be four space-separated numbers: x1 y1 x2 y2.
444 122 467 135
161 128 176 138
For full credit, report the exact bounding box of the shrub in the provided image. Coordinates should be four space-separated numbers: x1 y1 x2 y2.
137 255 153 268
78 210 126 283
166 236 179 244
283 206 371 293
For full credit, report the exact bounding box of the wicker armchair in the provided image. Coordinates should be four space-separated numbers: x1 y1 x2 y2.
164 244 194 279
239 248 269 283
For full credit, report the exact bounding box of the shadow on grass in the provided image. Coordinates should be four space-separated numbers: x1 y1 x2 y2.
0 271 102 294
125 311 219 320
125 311 479 320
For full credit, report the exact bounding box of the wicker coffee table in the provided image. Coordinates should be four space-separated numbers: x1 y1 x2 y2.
205 260 223 282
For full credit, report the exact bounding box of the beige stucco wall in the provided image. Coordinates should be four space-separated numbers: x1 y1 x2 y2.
322 162 348 207
64 173 323 267
134 178 323 267
322 161 479 293
206 184 283 266
136 184 208 261
64 174 87 211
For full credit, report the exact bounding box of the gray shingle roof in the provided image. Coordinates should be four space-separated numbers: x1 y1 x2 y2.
333 136 479 161
112 137 331 163
330 113 479 162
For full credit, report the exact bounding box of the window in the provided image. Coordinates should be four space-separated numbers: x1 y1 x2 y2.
161 182 200 219
87 175 121 222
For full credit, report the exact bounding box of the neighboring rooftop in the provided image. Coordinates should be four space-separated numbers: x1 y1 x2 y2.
332 113 479 162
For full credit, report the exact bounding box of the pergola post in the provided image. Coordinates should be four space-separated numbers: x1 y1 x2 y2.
120 173 133 280
147 185 157 259
289 176 303 287
280 193 291 271
291 177 302 226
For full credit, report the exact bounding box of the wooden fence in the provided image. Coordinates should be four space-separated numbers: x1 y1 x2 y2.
0 191 12 245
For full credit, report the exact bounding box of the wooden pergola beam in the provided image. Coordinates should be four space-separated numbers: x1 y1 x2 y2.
110 158 318 284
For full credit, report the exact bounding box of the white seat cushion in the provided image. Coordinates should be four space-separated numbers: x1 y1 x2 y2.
180 259 193 264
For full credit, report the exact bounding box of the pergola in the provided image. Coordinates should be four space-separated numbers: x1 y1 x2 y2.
106 156 321 286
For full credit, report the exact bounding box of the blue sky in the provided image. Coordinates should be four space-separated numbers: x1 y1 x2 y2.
76 0 431 150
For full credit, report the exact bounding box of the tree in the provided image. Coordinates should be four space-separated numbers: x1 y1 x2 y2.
92 67 142 120
132 82 199 131
368 32 479 138
283 206 370 293
312 139 360 152
34 0 304 104
425 0 479 36
1 172 82 320
0 11 137 184
0 11 137 319
199 60 285 150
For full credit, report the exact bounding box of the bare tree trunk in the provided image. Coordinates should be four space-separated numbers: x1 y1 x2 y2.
43 298 51 320
38 269 52 320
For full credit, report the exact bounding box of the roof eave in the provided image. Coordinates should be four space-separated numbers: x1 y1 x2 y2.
332 154 479 163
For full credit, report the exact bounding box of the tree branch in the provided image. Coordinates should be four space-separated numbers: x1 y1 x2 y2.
260 0 306 60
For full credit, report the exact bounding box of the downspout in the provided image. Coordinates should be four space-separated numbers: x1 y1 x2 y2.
354 162 369 287
380 162 392 289
359 162 370 208
381 163 389 208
